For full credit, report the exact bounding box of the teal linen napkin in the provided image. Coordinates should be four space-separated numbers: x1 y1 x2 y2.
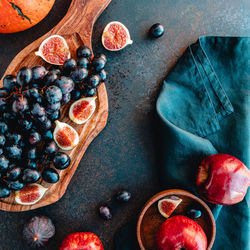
115 37 250 249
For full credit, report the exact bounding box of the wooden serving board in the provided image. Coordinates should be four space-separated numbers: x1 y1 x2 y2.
0 0 111 212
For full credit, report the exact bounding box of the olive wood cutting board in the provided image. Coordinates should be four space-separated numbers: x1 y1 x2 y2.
0 0 110 212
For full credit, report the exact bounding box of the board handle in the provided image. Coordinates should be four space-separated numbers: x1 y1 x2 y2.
52 0 111 44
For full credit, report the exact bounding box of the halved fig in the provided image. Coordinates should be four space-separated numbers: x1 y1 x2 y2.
15 184 47 205
35 35 70 65
53 120 79 150
158 196 182 218
69 97 96 124
102 21 133 51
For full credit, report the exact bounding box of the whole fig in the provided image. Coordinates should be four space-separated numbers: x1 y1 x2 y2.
23 215 55 248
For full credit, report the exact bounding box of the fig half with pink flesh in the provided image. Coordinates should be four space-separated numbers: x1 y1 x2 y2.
53 120 79 151
196 154 250 205
158 196 182 218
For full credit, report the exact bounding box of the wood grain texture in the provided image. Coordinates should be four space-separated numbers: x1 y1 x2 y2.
0 0 111 212
137 189 216 250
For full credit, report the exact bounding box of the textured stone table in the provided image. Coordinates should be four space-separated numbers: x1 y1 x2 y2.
0 0 249 249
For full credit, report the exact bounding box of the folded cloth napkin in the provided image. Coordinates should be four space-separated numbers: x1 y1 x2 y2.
115 36 250 249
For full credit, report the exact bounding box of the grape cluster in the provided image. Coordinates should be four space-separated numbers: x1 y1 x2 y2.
0 46 107 198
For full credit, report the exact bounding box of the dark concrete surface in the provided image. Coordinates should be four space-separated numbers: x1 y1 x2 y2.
0 0 249 249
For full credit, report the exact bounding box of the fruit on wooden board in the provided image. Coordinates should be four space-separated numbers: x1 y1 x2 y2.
53 120 79 150
23 215 55 248
156 215 207 250
15 183 47 205
59 232 104 250
0 43 106 200
69 97 96 124
0 0 55 33
102 21 133 51
196 154 250 205
35 35 71 65
158 196 182 218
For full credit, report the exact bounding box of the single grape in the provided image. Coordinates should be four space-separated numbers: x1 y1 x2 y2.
87 75 100 88
31 65 48 82
45 85 63 104
44 141 58 156
3 75 17 91
76 46 92 59
42 168 59 183
5 145 22 160
0 185 11 198
21 169 41 184
18 119 32 131
70 66 88 83
27 160 37 169
16 67 32 87
63 59 77 76
83 88 96 97
55 76 75 94
61 93 71 105
92 57 106 71
42 130 53 141
44 71 59 85
31 103 45 117
0 155 9 172
99 69 107 82
28 88 40 99
149 23 164 38
25 147 38 160
47 110 60 121
6 133 22 145
28 131 41 145
53 152 71 169
99 205 112 220
39 118 52 131
116 190 131 202
77 57 90 68
6 166 22 181
12 97 29 113
46 102 61 112
71 89 81 100
94 53 107 63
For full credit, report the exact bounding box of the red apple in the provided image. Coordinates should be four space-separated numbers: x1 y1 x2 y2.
156 215 207 250
59 232 104 250
196 154 250 205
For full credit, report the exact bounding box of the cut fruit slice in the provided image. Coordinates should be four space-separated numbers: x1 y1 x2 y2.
15 184 47 205
69 97 96 124
53 120 79 150
35 35 70 65
158 196 182 218
102 21 133 51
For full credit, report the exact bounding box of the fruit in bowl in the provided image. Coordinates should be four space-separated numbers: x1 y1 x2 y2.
196 154 250 205
60 232 103 250
156 215 207 250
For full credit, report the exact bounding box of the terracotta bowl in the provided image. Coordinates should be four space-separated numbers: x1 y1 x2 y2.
137 189 216 250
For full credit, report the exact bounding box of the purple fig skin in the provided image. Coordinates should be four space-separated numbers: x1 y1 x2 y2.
23 216 55 248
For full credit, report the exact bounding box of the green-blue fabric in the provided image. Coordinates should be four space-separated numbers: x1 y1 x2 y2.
115 37 250 250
